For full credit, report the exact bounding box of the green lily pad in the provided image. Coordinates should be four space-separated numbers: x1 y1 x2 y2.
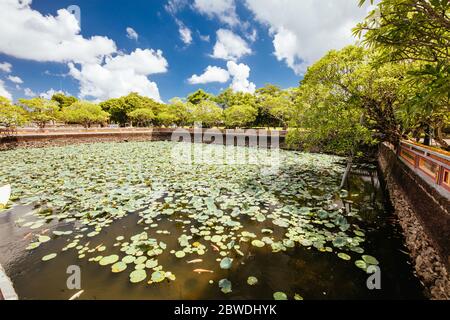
111 261 127 273
42 253 57 261
362 255 379 265
251 240 265 248
150 271 166 283
273 292 288 300
99 255 119 266
337 253 351 261
129 269 147 283
247 276 258 286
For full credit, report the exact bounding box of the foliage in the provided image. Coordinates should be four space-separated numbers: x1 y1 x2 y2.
127 108 155 127
187 89 214 105
61 101 109 128
18 97 59 128
0 96 29 127
191 100 223 128
354 0 450 148
51 93 78 110
100 93 163 126
224 104 258 128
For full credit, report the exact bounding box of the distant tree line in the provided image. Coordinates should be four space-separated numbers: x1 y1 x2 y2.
0 87 297 130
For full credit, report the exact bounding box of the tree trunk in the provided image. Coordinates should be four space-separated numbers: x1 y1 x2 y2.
423 124 431 146
434 125 450 151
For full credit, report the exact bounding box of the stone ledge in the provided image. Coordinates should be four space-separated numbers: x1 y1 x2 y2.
0 264 18 300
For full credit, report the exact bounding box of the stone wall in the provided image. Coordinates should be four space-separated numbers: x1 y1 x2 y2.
378 143 450 299
0 129 286 151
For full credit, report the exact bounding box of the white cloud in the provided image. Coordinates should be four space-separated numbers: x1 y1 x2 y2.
0 0 116 64
7 75 23 84
24 88 35 97
68 49 168 102
0 80 12 100
193 0 239 26
227 61 255 94
177 22 193 45
126 27 139 41
39 88 68 100
0 62 12 73
199 33 210 42
245 0 373 74
188 66 230 84
165 0 188 15
212 29 251 61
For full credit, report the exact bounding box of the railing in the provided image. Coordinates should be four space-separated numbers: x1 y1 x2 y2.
399 140 450 194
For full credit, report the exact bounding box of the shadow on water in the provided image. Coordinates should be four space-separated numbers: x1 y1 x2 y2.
0 151 425 300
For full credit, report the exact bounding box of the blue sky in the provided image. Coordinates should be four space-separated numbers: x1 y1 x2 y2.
0 0 373 102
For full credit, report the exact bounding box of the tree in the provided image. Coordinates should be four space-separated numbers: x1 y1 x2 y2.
51 93 78 110
127 108 155 127
187 89 214 105
191 100 223 128
100 93 163 126
224 104 258 128
289 45 407 156
166 98 194 126
354 0 450 147
18 97 59 128
61 101 109 128
0 97 28 128
215 88 256 109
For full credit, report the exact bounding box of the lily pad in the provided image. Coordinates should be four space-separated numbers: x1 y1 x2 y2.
111 261 127 273
42 253 57 261
219 279 232 294
247 276 258 286
273 292 288 300
129 269 147 283
220 257 233 270
99 255 119 266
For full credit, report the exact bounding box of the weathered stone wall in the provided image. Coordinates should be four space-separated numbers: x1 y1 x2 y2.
378 143 450 299
0 129 286 151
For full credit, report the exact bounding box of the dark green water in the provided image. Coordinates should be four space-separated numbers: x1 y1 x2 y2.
0 142 425 300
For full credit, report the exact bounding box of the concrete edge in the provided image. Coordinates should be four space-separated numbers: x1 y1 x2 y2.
0 264 18 300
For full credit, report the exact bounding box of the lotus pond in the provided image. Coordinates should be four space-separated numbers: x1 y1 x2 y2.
0 141 424 299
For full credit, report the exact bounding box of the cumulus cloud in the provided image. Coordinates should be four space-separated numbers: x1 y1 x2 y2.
0 0 116 64
68 49 168 102
188 60 255 94
126 27 139 41
212 29 251 61
0 80 12 100
245 0 373 74
188 66 230 84
0 62 12 73
7 75 23 84
227 61 255 94
24 87 36 97
39 88 69 100
193 0 239 26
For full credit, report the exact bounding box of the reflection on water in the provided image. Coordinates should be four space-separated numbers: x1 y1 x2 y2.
0 144 424 300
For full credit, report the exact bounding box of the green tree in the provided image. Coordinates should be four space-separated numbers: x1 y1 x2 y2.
187 89 214 105
290 45 407 155
224 104 258 128
51 93 78 110
61 101 109 128
192 100 223 128
354 0 450 147
127 108 155 127
18 97 59 128
100 93 163 126
0 97 29 128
